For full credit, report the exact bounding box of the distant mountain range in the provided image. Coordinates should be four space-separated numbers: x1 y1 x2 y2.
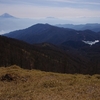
0 13 72 35
4 23 100 47
56 23 100 32
1 13 100 35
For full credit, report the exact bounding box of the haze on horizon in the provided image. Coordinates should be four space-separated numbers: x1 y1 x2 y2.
0 0 100 24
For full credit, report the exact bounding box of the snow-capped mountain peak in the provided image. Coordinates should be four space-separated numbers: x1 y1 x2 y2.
0 13 16 18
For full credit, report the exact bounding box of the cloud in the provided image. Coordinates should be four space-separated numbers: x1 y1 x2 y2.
1 0 100 6
0 30 6 35
0 0 100 12
0 2 100 19
0 0 100 22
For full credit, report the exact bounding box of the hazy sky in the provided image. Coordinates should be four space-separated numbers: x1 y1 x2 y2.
0 0 100 19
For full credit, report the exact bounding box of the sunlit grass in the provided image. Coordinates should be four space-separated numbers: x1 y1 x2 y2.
0 65 100 100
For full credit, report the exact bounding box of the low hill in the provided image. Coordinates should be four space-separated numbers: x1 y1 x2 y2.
0 65 100 100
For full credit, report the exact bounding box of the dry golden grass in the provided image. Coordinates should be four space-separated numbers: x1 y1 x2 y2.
0 65 100 100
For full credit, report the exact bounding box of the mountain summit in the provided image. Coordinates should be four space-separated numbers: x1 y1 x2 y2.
0 13 16 18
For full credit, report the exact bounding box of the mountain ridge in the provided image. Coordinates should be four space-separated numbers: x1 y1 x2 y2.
4 23 100 46
56 23 100 32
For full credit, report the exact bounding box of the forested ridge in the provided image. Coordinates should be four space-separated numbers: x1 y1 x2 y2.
0 35 100 74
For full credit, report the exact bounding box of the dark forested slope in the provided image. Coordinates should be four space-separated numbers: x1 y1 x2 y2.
0 35 93 74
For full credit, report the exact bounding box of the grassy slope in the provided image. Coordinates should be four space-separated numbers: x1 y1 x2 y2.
0 65 100 100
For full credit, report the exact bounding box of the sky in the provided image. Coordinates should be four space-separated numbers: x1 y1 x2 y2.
0 0 100 23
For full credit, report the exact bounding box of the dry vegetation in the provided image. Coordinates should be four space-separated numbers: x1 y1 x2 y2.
0 65 100 100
